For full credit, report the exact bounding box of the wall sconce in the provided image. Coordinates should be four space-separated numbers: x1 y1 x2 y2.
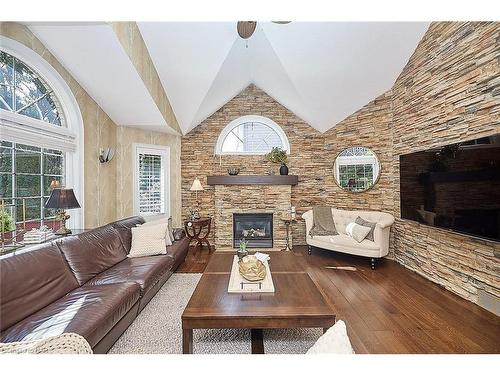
99 148 115 163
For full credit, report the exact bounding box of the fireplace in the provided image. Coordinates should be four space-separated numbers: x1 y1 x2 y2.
233 213 273 248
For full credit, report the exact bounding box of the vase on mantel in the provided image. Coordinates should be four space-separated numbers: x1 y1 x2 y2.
279 163 289 175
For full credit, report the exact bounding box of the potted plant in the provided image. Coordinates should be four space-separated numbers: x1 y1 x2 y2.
237 238 249 259
264 147 289 175
1 209 15 243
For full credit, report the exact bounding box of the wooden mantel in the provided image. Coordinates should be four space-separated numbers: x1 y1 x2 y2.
207 175 298 186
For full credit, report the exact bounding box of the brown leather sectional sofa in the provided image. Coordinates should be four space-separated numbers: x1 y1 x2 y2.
0 216 190 353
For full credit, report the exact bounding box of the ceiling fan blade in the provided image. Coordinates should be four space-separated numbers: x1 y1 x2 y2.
271 21 291 24
237 21 257 39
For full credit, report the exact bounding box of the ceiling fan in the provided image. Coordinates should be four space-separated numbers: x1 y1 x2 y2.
237 21 291 39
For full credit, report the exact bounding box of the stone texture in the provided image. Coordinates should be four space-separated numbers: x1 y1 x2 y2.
214 185 291 250
181 22 500 307
391 22 500 303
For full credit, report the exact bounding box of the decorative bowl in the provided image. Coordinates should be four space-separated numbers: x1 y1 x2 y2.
238 255 266 281
227 168 240 175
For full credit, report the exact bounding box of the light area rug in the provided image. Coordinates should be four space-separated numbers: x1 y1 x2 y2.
109 273 322 354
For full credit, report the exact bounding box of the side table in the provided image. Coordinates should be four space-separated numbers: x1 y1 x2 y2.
280 217 298 252
184 217 212 251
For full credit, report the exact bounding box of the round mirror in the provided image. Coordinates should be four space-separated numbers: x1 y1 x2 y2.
333 147 381 192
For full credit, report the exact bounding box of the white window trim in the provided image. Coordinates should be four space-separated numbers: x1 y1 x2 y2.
0 36 84 229
132 143 170 218
215 115 290 155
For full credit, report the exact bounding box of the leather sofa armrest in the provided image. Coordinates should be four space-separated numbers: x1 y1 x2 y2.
173 228 186 241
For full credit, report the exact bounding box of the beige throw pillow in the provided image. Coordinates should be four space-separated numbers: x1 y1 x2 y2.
355 216 376 241
138 217 173 246
129 222 169 258
345 222 371 243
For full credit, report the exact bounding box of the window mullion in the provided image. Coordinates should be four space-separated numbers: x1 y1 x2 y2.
12 57 16 112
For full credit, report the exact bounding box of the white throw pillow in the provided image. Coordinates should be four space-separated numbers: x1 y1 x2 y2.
129 222 169 258
345 222 371 243
138 217 173 246
306 320 355 354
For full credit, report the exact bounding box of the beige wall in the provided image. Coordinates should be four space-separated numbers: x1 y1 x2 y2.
1 22 118 228
0 22 183 228
115 126 182 226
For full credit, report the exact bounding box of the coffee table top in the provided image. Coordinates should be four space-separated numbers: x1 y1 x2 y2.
182 252 336 329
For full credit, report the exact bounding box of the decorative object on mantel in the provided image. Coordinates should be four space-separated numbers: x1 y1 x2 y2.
264 147 289 175
238 255 266 281
227 167 240 175
237 237 249 259
44 188 81 235
98 147 115 163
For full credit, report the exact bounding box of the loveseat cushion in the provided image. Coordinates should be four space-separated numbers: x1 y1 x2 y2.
0 283 140 348
315 234 380 251
0 243 79 331
86 255 174 296
111 216 146 253
56 225 128 285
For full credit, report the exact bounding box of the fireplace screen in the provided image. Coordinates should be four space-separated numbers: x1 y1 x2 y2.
233 213 273 248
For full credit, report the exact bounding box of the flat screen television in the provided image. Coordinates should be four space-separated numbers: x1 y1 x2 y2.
400 134 500 242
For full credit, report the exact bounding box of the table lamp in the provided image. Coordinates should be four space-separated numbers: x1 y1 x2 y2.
45 188 81 235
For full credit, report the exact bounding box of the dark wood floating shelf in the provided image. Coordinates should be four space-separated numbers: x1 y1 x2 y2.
207 175 299 186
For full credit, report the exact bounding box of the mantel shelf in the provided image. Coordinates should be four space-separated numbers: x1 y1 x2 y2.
207 175 298 186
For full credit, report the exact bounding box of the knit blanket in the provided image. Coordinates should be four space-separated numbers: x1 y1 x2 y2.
309 206 338 237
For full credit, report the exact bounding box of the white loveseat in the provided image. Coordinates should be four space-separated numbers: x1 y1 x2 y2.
302 208 394 269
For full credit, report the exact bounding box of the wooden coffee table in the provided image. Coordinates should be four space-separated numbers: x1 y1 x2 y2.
181 252 336 354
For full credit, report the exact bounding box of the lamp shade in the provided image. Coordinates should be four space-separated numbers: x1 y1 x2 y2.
45 188 81 209
190 178 204 191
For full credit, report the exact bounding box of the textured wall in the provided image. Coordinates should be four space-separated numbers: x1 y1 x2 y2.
0 22 118 228
115 126 182 226
391 22 500 303
181 22 500 306
181 84 394 249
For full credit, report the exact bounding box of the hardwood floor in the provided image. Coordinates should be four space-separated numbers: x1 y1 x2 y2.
175 245 500 353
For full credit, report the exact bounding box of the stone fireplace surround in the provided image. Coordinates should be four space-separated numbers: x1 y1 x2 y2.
213 184 292 251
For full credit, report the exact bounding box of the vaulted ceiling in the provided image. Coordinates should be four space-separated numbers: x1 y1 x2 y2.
26 22 430 134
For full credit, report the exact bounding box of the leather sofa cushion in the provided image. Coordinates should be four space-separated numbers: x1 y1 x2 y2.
0 243 79 331
111 216 145 253
1 283 140 348
166 237 190 269
86 255 174 296
56 225 127 285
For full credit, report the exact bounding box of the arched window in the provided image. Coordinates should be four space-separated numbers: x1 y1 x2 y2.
1 51 64 126
215 115 290 155
0 37 84 244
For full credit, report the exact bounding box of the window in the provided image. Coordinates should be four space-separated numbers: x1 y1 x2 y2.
215 115 290 155
1 37 84 240
334 147 380 192
1 51 64 126
133 145 170 217
0 141 64 232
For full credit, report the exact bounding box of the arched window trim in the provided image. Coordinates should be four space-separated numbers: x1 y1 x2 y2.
215 115 290 155
0 36 84 229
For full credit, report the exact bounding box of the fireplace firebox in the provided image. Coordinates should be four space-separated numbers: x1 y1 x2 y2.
233 213 273 248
